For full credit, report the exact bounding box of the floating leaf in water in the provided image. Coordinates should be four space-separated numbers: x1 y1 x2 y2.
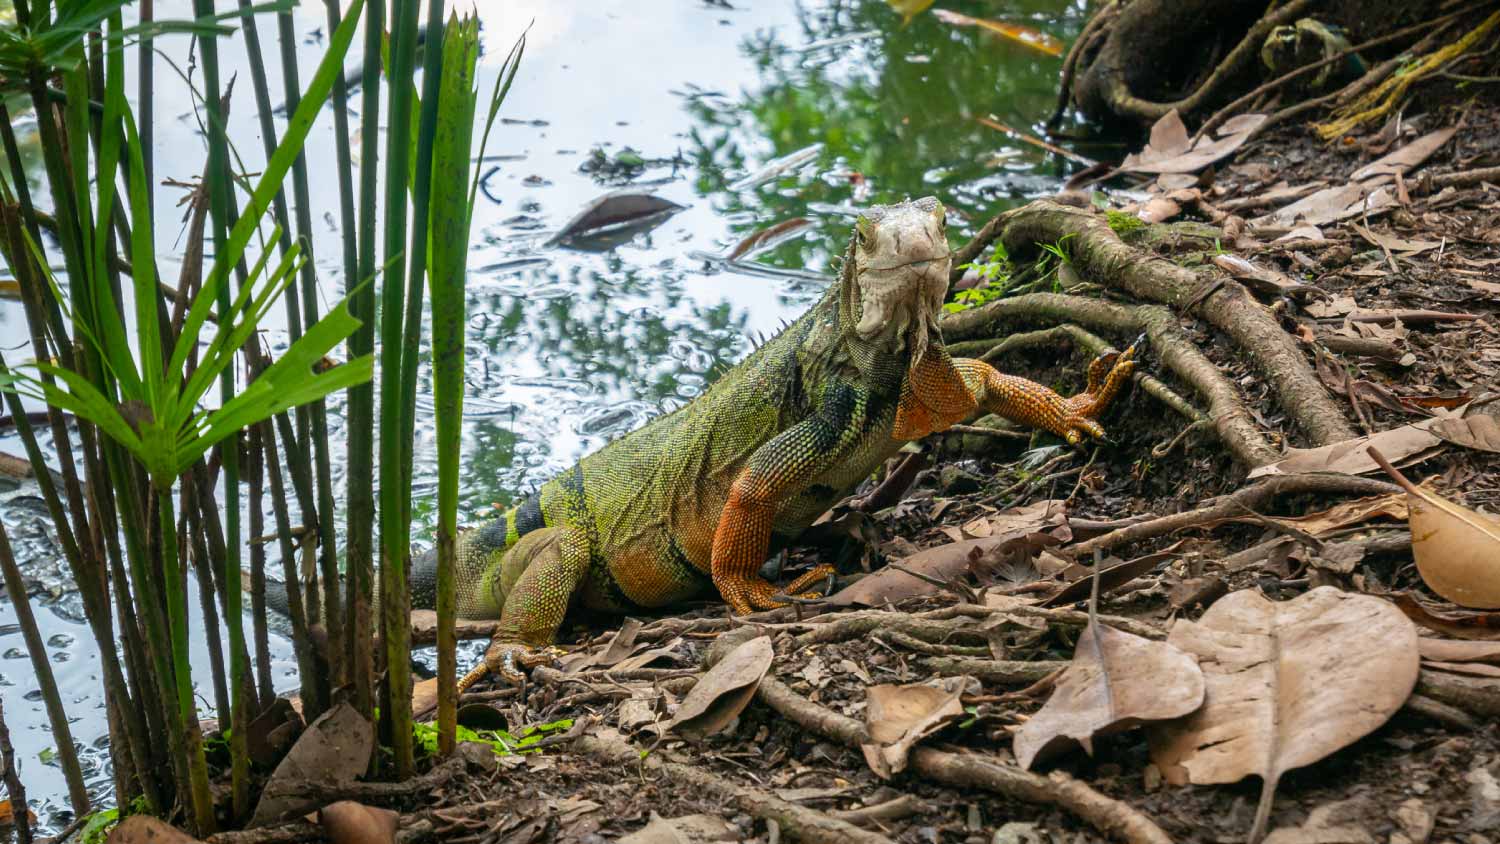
726 217 813 261
1370 447 1500 609
886 0 935 27
1148 587 1418 844
931 9 1064 57
545 190 685 250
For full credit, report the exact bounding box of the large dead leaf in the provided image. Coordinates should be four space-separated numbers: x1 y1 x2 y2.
250 703 375 827
1347 127 1457 183
1259 493 1408 536
828 500 1067 606
861 678 966 778
319 802 398 844
1148 587 1418 843
1246 422 1442 479
1370 449 1500 609
1252 183 1396 228
1120 110 1267 174
619 813 738 844
1429 415 1500 454
107 817 202 844
666 636 773 740
1013 617 1203 770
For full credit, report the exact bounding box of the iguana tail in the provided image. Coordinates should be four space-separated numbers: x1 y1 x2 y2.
250 493 548 622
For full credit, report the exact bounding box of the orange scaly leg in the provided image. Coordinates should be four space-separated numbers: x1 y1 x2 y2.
950 346 1137 443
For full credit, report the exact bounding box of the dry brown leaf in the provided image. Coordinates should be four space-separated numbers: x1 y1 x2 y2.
620 812 738 844
1393 592 1500 641
1347 127 1457 183
250 703 375 827
1148 587 1419 844
561 618 644 673
1013 617 1203 770
666 636 772 740
318 802 398 844
1350 223 1439 255
861 678 966 778
1418 637 1500 663
1252 183 1396 228
1246 422 1442 479
1429 415 1500 454
1121 110 1267 174
0 800 37 830
1041 549 1180 607
829 500 1067 606
1369 449 1500 609
1260 492 1408 536
612 637 687 672
1211 254 1313 296
106 817 203 844
411 678 439 721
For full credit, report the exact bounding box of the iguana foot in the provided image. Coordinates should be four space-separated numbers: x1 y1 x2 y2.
1059 346 1138 442
717 564 836 615
468 640 564 686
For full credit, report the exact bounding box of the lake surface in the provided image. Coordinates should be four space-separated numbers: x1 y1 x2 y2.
0 0 1093 830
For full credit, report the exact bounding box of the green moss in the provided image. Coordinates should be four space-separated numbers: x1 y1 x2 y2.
1105 210 1145 235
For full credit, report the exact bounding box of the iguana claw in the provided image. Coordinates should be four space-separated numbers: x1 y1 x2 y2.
456 641 565 688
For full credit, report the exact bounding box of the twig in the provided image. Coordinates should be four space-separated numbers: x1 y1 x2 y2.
574 733 894 844
830 795 923 827
1070 474 1403 558
919 657 1066 684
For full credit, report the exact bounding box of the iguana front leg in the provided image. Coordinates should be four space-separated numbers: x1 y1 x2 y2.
459 526 585 687
711 390 864 615
953 350 1136 443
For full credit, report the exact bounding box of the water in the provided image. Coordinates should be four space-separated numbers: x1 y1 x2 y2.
0 0 1093 830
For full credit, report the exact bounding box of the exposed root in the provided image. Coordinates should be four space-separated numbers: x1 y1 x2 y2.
918 657 1066 684
1048 1 1120 127
829 794 922 826
994 201 1357 447
790 612 990 651
924 603 1167 641
706 631 1173 844
1070 474 1402 557
1415 669 1500 719
574 732 894 844
943 291 1280 467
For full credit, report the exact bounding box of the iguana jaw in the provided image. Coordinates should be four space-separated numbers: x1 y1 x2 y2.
844 196 951 364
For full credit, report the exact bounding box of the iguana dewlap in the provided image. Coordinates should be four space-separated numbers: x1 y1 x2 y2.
411 197 1135 685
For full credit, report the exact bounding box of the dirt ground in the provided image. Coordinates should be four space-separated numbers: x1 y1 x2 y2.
264 92 1500 844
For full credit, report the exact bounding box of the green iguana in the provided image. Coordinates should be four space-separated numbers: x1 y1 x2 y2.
345 197 1135 686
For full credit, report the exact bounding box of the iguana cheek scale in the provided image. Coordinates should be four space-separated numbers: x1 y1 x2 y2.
409 196 1137 687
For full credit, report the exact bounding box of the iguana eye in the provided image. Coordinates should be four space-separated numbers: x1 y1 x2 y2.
855 215 873 245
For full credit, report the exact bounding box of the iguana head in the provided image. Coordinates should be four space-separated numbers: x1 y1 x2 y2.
842 196 950 364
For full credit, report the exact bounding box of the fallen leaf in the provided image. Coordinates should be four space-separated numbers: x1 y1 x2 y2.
1246 422 1442 479
667 636 773 740
318 802 398 844
1135 194 1184 223
1351 223 1439 255
861 678 966 778
411 677 439 721
1121 110 1267 174
245 697 304 767
1258 492 1408 536
106 817 203 843
1042 549 1179 607
620 812 738 844
1369 448 1500 609
612 637 686 671
1252 183 1396 228
0 800 37 830
250 703 375 827
1393 592 1500 641
1211 254 1316 296
1148 587 1419 844
726 217 812 261
931 9 1064 55
1418 638 1500 663
545 190 685 249
1262 798 1375 844
829 500 1068 606
1348 127 1457 183
561 618 644 672
1429 415 1500 454
1013 617 1203 769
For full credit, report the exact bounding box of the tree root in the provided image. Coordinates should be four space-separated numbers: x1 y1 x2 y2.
924 603 1167 641
993 201 1357 446
1415 669 1500 719
1069 473 1401 557
830 795 922 826
790 612 991 651
706 630 1173 844
1070 0 1317 125
919 657 1067 684
573 733 895 844
943 291 1280 467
